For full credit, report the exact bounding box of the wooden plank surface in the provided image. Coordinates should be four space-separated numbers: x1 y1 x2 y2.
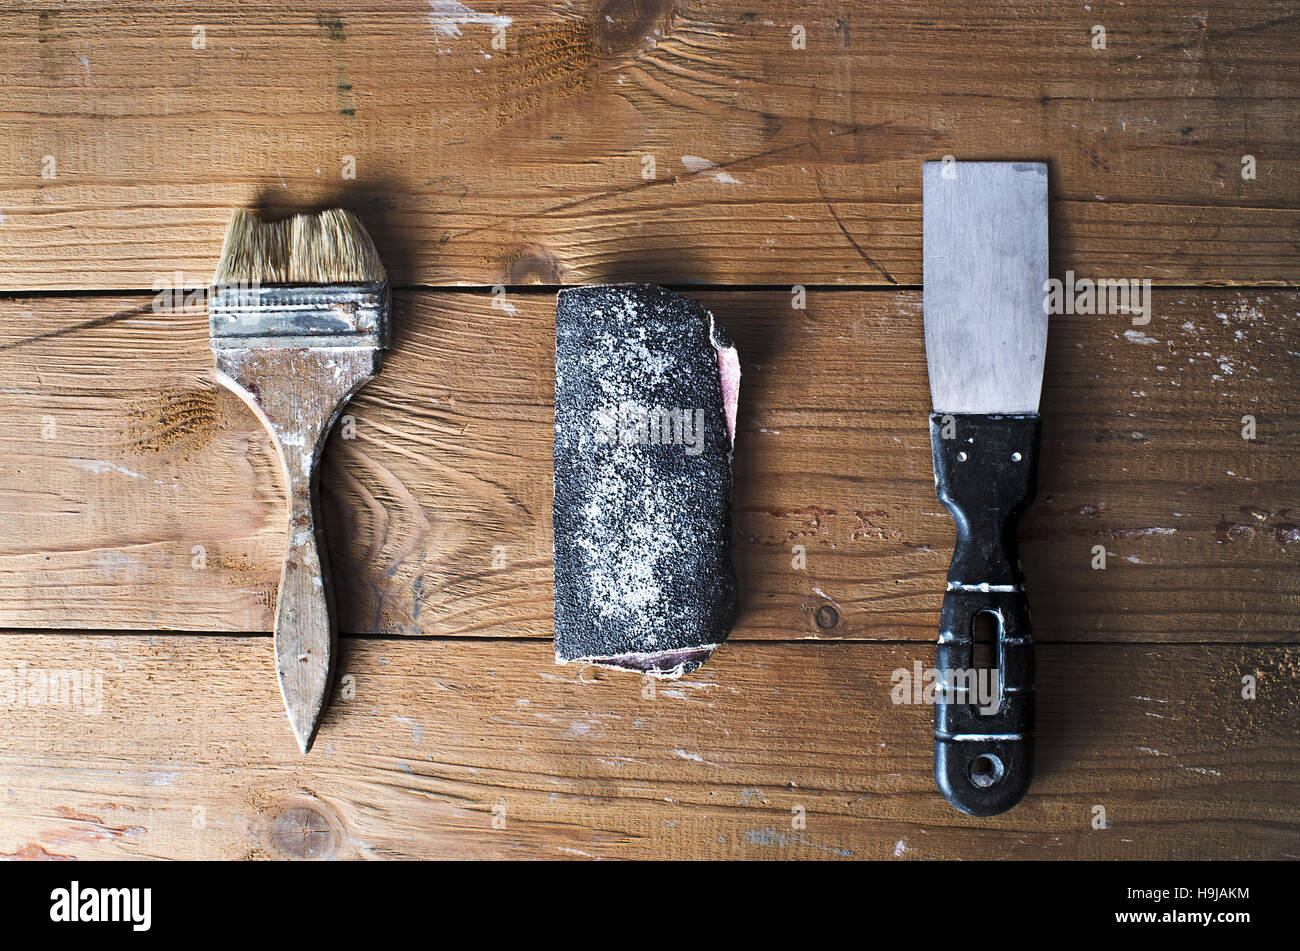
0 635 1293 860
2 0 1297 863
1 289 1295 641
1 1 1297 289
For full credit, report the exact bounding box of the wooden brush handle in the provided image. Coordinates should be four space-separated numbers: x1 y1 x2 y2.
274 466 336 754
214 346 380 752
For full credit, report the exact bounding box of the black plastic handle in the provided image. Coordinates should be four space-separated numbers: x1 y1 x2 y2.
929 412 1040 816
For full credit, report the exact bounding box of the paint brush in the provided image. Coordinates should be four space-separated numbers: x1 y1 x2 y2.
209 208 389 752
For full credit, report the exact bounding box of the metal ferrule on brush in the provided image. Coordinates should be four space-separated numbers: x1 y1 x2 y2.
209 282 390 350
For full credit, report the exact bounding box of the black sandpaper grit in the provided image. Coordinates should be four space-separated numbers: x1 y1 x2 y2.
553 284 739 677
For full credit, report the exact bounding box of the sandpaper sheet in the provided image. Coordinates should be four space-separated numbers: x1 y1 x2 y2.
553 284 739 677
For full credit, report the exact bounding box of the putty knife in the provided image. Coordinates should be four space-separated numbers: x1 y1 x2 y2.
922 161 1049 815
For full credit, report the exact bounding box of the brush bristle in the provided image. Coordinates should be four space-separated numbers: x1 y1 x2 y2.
212 208 387 285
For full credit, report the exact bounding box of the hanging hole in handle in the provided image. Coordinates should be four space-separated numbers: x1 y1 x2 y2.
971 610 1002 715
970 753 1005 788
972 610 998 670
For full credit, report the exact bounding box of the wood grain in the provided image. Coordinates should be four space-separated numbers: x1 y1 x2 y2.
1 1 1297 289
0 288 1295 642
0 635 1293 860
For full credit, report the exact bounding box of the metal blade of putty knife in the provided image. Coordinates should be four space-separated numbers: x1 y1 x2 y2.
922 160 1049 816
